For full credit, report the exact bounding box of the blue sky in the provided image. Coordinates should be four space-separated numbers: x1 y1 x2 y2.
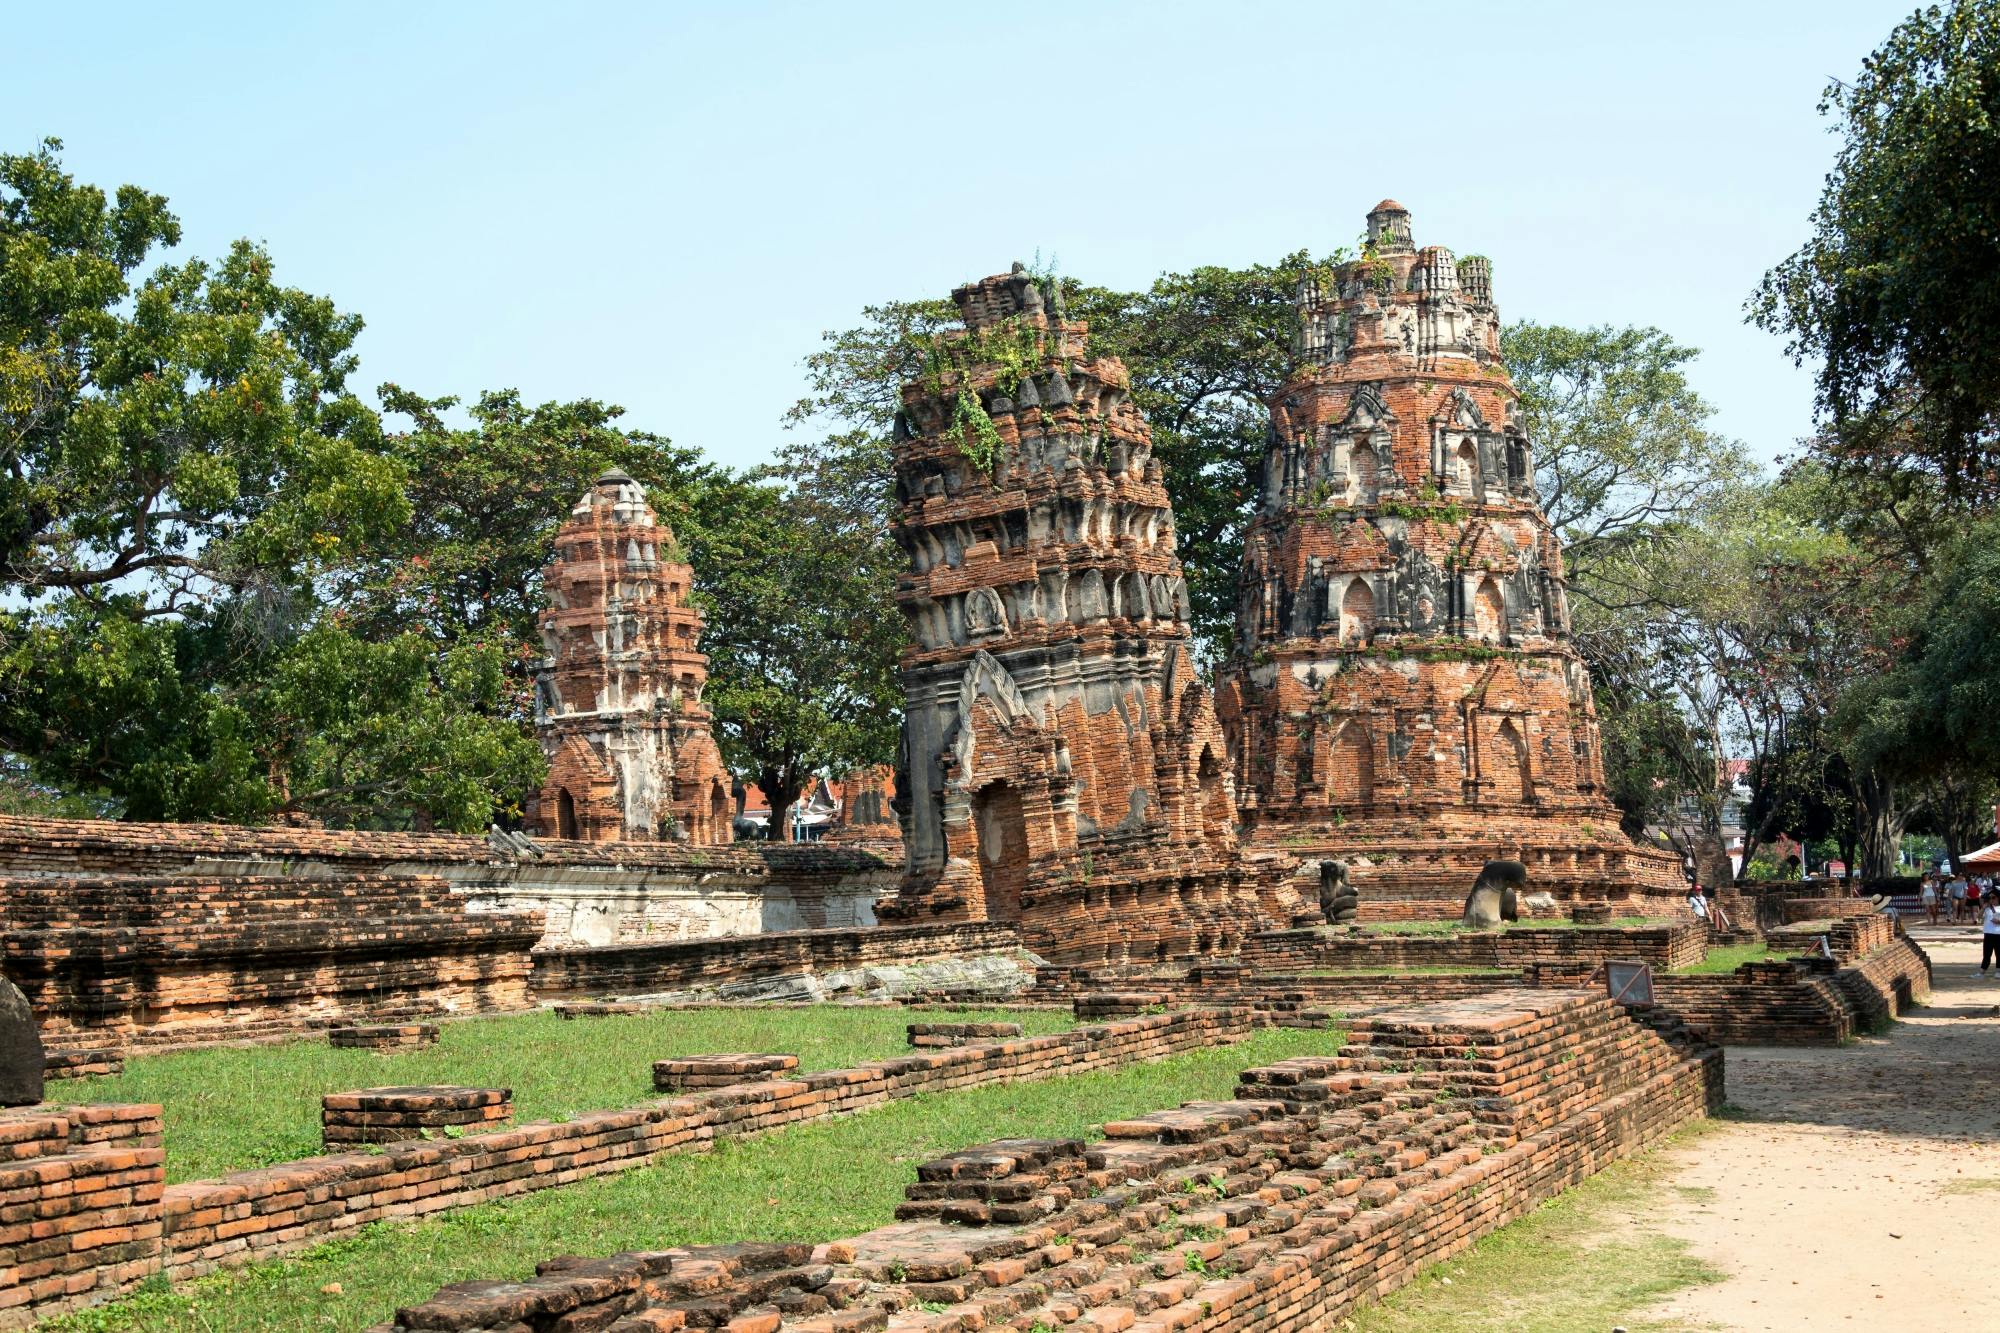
5 1 1909 472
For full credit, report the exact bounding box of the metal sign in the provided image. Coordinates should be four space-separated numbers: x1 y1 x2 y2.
1604 960 1654 1007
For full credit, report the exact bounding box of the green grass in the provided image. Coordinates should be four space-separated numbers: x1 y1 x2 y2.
1346 1122 1725 1333
54 1006 1074 1183
1942 1178 2000 1194
1671 943 1772 974
42 1027 1338 1333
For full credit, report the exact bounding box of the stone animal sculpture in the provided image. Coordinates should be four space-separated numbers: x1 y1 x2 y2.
0 971 44 1107
1461 860 1528 931
1318 860 1359 925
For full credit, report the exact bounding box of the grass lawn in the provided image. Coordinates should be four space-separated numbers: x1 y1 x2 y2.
43 1027 1338 1333
1346 1121 1725 1332
55 1006 1075 1183
1671 942 1772 974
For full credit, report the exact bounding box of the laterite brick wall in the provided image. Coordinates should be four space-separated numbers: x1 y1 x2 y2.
1240 920 1705 972
3 1010 1260 1327
1 873 542 1051
529 921 1025 998
372 991 1721 1333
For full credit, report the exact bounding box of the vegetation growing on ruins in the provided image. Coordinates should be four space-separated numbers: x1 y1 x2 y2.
69 1005 1071 1183
43 1027 1334 1333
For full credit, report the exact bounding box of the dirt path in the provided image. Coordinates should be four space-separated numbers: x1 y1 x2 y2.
1642 929 2000 1329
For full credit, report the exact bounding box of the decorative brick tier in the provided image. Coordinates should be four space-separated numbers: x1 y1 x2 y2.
328 1024 439 1050
1239 920 1706 973
652 1054 800 1092
1570 902 1613 924
530 921 1027 1000
371 992 1719 1333
0 1009 1271 1326
906 1022 1023 1048
321 1087 513 1146
1 872 541 1052
42 1049 123 1080
554 1002 655 1019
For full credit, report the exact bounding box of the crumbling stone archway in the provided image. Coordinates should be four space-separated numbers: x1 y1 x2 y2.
556 788 579 840
1489 716 1533 803
1329 719 1374 806
1473 575 1505 642
1340 577 1374 643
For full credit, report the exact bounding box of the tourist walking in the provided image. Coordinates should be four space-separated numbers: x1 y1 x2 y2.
1983 892 2000 977
1949 877 1968 923
1921 875 1939 925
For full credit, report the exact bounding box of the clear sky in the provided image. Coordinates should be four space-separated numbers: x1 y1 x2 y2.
5 1 1910 472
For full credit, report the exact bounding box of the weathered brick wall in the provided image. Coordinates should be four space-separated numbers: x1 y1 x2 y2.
1646 936 1930 1046
530 921 1025 999
0 815 894 949
1780 896 1874 924
0 1104 163 1325
1240 921 1706 972
371 992 1719 1333
0 1010 1264 1325
0 872 542 1052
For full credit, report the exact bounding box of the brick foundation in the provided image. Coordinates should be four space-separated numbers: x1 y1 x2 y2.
1240 920 1705 972
329 1024 440 1050
321 1087 513 1146
42 1050 123 1081
530 921 1028 1000
1 1009 1266 1326
371 991 1719 1333
1 872 541 1052
906 1023 1023 1049
652 1054 800 1091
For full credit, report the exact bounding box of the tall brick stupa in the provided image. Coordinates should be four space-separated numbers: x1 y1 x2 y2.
877 265 1299 961
530 469 733 844
1217 203 1682 913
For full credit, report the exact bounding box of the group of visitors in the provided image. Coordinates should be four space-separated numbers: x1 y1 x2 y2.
1918 873 1997 925
1917 872 2000 976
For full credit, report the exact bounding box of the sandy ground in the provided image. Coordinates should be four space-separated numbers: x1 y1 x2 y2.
1642 929 2000 1329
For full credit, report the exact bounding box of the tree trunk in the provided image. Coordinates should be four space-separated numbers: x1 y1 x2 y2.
1855 769 1904 880
764 772 802 844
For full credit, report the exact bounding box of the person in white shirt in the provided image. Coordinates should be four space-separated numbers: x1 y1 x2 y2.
1982 892 2000 977
1921 876 1939 925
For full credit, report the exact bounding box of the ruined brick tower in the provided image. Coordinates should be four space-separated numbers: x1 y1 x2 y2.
531 469 733 844
879 265 1294 961
1218 203 1681 912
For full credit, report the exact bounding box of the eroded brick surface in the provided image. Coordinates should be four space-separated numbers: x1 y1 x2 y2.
532 470 733 845
878 265 1298 962
1216 204 1682 916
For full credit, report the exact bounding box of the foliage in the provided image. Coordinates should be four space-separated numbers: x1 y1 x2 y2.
687 471 905 840
1750 0 2000 499
0 138 405 610
1502 322 1748 587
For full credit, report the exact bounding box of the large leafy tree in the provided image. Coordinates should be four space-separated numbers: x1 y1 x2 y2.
1751 0 2000 496
1503 322 1748 587
687 472 904 841
0 142 537 829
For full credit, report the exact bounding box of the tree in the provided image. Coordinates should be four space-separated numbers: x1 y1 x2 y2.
687 473 904 842
0 139 405 612
1502 322 1749 588
0 143 537 829
1751 0 2000 497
